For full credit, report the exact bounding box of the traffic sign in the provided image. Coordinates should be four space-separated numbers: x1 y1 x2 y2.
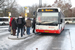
25 7 27 8
26 10 29 13
25 7 29 13
8 12 11 16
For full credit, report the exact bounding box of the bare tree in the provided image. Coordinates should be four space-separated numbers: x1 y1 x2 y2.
0 0 4 5
28 4 39 18
72 7 75 17
0 0 20 17
52 0 72 17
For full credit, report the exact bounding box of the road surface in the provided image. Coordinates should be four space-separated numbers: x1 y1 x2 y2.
0 24 75 50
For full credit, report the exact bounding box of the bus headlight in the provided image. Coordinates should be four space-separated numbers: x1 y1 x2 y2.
36 25 39 27
36 25 39 29
36 27 41 29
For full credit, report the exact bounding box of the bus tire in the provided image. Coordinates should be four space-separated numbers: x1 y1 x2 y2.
4 23 5 25
34 33 38 35
66 22 69 24
2 23 4 25
2 23 5 25
34 30 38 35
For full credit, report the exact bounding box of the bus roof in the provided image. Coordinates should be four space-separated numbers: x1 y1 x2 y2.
64 17 75 19
0 17 9 18
37 7 61 12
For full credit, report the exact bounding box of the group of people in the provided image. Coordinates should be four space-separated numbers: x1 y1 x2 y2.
9 15 33 38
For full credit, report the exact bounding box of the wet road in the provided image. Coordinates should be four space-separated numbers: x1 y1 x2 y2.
8 29 71 50
65 24 75 50
8 24 73 50
0 24 75 50
0 25 9 37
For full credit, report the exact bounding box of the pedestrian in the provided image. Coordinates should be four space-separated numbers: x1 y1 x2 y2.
17 15 25 38
23 26 25 35
26 17 32 35
9 17 13 35
11 17 17 36
23 17 26 35
32 18 36 33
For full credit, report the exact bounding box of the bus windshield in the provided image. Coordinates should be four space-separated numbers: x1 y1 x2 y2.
36 12 58 23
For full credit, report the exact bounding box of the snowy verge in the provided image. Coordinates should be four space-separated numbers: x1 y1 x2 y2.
0 32 10 36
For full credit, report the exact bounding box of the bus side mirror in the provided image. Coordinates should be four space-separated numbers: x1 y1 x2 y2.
58 19 62 24
61 19 63 23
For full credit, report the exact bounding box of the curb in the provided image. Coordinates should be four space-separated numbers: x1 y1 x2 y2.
8 34 34 40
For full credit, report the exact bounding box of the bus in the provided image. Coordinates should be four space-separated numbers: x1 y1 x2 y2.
65 17 75 24
34 7 65 34
0 17 9 25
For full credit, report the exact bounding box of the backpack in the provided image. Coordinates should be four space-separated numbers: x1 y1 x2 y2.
17 18 22 24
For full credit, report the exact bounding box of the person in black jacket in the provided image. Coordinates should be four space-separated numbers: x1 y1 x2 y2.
32 18 36 33
11 17 17 36
17 15 26 38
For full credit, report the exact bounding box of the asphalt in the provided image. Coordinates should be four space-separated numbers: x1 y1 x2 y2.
0 24 75 50
8 29 72 50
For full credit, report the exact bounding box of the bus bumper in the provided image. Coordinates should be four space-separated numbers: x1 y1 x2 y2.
36 29 61 34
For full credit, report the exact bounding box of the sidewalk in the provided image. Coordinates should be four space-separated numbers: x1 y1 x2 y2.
8 33 34 40
8 28 34 40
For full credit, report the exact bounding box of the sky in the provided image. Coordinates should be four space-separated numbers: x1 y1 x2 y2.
17 0 75 8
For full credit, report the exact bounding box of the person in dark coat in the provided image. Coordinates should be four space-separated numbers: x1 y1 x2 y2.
17 15 26 38
32 18 36 33
11 17 17 36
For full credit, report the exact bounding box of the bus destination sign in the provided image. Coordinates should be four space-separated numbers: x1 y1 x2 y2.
38 9 58 12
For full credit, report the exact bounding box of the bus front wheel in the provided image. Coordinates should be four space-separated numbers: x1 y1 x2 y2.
2 23 5 25
66 22 69 24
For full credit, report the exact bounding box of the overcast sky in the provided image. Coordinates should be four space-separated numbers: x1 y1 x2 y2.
17 0 74 8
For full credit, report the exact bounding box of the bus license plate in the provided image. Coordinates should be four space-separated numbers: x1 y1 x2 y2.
44 31 49 32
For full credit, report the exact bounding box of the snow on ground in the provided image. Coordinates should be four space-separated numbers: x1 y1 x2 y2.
0 36 25 50
65 25 75 50
25 36 53 50
0 28 8 29
0 25 9 28
0 30 9 35
69 29 75 50
0 31 10 36
0 33 35 50
0 27 34 50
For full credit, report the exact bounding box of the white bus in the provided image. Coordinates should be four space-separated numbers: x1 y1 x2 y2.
34 7 65 34
65 17 75 24
0 17 9 25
